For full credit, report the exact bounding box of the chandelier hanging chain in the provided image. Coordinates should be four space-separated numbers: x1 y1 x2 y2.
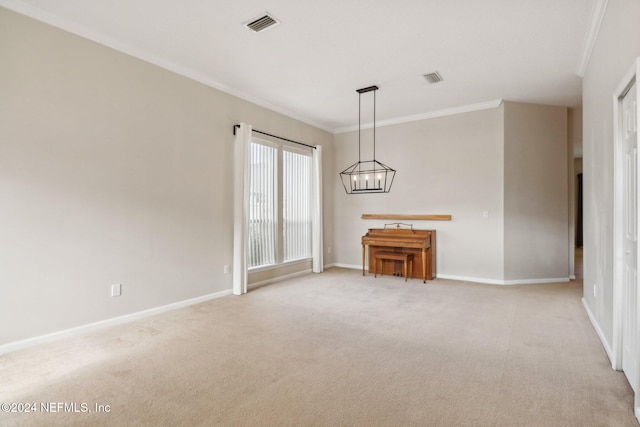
358 87 376 168
358 91 361 174
373 89 376 162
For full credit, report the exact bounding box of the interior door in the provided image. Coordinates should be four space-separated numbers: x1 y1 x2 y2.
623 81 638 392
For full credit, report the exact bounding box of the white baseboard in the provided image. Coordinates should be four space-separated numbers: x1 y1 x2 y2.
332 265 570 285
0 288 233 356
501 277 571 285
436 274 504 285
582 297 615 365
436 274 570 285
333 263 364 270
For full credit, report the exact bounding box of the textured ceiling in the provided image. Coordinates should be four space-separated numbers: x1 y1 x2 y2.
1 0 594 132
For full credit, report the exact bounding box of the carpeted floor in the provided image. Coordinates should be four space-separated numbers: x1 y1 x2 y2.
0 268 636 426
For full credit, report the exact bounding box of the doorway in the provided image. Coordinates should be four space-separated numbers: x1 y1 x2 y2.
613 58 640 419
621 80 637 392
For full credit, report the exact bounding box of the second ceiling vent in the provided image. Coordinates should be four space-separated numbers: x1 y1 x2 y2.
245 14 280 32
423 72 444 84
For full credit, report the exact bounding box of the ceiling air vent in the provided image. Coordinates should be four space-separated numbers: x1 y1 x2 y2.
423 72 444 84
245 14 280 32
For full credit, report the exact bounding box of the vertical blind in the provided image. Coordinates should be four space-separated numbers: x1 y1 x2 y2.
283 149 312 262
248 143 277 268
248 141 312 269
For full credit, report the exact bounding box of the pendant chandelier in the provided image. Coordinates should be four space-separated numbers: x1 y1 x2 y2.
339 85 396 194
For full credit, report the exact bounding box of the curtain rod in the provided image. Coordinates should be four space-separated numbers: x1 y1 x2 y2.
233 124 316 150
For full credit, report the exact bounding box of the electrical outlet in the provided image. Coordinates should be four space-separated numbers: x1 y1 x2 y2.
111 283 122 297
328 247 332 254
482 211 489 219
224 265 231 275
593 284 597 297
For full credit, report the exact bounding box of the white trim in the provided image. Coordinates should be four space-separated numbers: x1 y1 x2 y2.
0 288 233 356
437 274 570 286
248 269 312 290
334 100 503 133
437 274 505 285
612 58 640 372
576 0 609 77
582 297 616 368
334 263 365 270
501 277 571 285
0 0 333 133
612 58 640 418
333 265 569 285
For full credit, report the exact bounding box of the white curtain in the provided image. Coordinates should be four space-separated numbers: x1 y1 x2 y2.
312 145 324 273
233 123 251 295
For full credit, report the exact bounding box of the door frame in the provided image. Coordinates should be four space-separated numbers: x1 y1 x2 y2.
613 57 640 419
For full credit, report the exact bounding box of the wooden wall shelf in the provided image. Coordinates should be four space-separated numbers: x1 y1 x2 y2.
362 214 452 221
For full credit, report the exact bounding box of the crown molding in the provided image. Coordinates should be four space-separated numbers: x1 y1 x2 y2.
334 99 504 134
0 0 334 133
576 0 609 77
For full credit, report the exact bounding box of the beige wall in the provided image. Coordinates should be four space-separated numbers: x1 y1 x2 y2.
503 102 569 280
0 8 334 345
333 102 571 283
582 0 640 348
334 107 506 281
0 3 584 347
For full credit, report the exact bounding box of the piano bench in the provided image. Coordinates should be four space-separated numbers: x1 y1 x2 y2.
374 252 414 282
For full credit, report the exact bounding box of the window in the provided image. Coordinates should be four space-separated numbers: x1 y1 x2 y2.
248 139 312 269
248 142 277 268
283 149 312 261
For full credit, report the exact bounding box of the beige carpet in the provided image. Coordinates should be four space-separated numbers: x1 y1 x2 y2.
0 268 636 426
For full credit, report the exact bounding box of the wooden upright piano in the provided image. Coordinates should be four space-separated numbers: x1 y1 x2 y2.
362 225 436 282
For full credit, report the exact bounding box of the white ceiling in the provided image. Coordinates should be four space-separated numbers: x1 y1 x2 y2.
2 0 595 133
